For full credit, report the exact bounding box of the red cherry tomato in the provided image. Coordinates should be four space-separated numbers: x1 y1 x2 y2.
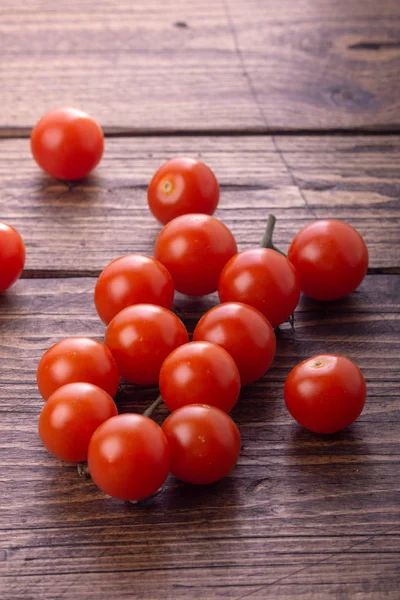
288 220 368 301
30 107 104 181
162 404 241 484
94 254 174 325
284 354 367 434
105 304 188 385
147 157 219 224
159 341 241 413
37 337 119 401
88 414 170 501
38 382 117 463
0 222 26 293
154 214 237 296
193 302 276 385
218 248 300 327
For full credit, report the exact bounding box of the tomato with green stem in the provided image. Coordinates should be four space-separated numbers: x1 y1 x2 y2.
288 220 368 301
162 404 241 485
38 382 117 463
148 157 219 224
94 254 174 325
193 302 276 385
37 337 119 401
31 107 104 180
0 222 25 293
154 214 237 296
159 341 241 413
88 414 170 501
284 354 367 434
105 304 188 385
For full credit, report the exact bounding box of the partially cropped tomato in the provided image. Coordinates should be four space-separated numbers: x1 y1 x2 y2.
37 337 119 401
288 220 368 301
159 341 241 413
193 302 276 385
105 304 188 385
94 254 174 325
0 222 26 293
284 354 367 434
38 382 117 462
154 214 237 296
148 157 220 224
88 414 170 501
218 248 300 327
30 107 104 180
162 404 241 484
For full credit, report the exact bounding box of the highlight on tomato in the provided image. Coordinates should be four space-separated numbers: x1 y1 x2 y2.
88 414 170 501
148 157 219 224
38 382 118 463
154 214 237 296
193 302 276 385
104 304 189 385
0 222 26 293
288 220 368 301
284 354 367 434
30 107 104 181
159 341 241 413
37 337 120 401
218 247 300 327
94 254 175 325
162 404 241 484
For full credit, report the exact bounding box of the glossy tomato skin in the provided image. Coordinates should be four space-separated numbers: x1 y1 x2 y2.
159 341 241 413
148 157 219 224
218 248 300 327
105 304 188 385
94 254 174 325
193 302 276 385
154 214 237 296
88 414 170 501
38 382 117 462
30 108 104 180
162 404 241 484
288 220 368 301
0 222 26 293
284 354 367 434
37 337 120 401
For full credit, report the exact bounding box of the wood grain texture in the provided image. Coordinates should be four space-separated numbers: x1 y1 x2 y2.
1 0 400 131
1 135 399 273
1 275 400 599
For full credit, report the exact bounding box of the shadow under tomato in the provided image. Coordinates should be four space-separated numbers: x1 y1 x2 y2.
0 290 16 311
160 473 240 512
33 173 102 204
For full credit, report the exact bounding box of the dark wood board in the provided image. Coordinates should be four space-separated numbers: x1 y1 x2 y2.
1 275 400 599
1 135 399 273
1 1 400 596
1 0 400 131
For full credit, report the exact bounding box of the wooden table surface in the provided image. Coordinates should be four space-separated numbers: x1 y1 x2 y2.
1 1 399 599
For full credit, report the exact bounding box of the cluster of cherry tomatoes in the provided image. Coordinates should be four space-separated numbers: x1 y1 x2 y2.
0 107 369 503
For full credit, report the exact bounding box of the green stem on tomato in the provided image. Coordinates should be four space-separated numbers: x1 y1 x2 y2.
260 214 287 256
143 395 164 418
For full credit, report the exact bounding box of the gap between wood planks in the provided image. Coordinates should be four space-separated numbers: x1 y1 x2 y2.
2 127 400 139
19 268 400 279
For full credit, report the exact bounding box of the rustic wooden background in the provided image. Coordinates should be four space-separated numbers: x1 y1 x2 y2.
1 1 399 598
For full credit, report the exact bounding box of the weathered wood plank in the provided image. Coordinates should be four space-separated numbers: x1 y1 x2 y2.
0 275 399 598
0 135 399 272
2 542 400 599
227 0 400 130
0 278 399 513
1 0 399 131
